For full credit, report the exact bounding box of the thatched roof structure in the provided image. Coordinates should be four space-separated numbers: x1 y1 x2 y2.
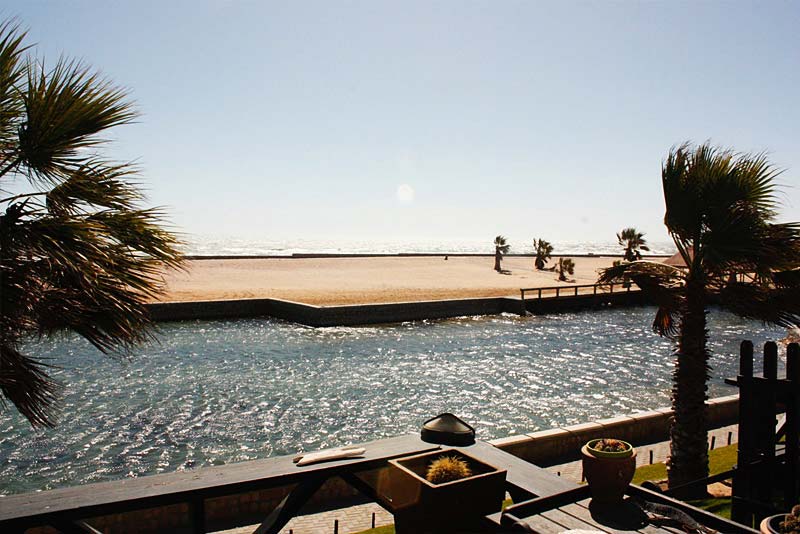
663 248 693 268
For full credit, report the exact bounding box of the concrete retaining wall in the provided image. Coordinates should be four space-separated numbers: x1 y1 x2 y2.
147 296 512 326
148 290 651 327
488 394 740 466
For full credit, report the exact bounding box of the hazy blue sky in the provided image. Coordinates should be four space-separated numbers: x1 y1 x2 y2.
5 1 800 245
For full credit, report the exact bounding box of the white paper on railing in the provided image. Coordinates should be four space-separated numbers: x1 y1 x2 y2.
294 446 366 466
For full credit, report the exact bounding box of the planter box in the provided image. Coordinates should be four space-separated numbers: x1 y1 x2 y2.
386 449 506 533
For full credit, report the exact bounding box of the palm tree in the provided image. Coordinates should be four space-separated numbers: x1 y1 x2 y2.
0 21 183 427
598 142 800 496
533 238 553 270
493 235 510 271
617 227 650 261
557 258 574 281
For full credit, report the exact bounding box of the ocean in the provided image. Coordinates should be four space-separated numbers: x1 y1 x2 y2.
183 236 677 257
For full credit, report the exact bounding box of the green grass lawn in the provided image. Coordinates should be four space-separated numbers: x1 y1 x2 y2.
633 442 737 485
354 445 739 534
631 443 736 519
356 526 394 534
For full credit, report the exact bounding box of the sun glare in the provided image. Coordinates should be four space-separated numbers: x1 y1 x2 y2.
396 183 415 203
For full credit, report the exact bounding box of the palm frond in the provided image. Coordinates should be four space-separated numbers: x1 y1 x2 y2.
598 260 684 337
717 281 800 329
0 20 28 169
494 235 510 255
662 142 700 240
617 227 648 260
0 344 61 427
45 159 143 214
18 57 137 183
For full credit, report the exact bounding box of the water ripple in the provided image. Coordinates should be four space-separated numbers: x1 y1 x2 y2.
0 306 783 494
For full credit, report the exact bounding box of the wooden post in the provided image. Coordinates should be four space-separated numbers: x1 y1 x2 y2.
519 289 526 316
786 343 800 508
739 340 753 378
764 341 778 380
756 342 778 517
191 498 205 534
556 287 560 298
538 288 542 299
593 284 597 295
732 340 754 524
609 283 614 293
574 286 578 296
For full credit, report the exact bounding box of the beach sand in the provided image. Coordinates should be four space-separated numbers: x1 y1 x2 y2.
157 255 639 305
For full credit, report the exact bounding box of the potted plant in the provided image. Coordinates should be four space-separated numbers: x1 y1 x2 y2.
581 438 636 505
386 449 506 533
761 505 800 534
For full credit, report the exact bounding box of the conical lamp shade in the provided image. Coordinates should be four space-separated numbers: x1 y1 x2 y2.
420 413 475 446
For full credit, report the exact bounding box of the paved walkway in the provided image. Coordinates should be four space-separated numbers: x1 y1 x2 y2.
218 424 739 534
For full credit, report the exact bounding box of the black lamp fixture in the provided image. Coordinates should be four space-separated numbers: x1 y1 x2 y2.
420 413 476 446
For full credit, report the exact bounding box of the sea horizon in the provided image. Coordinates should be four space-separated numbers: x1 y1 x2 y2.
183 235 678 258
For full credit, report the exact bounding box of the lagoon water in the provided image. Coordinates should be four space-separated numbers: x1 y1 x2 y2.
0 307 784 494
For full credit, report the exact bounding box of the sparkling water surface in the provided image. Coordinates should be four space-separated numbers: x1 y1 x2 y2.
0 306 784 495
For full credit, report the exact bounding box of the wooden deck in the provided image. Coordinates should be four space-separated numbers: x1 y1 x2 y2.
493 485 758 533
0 434 576 533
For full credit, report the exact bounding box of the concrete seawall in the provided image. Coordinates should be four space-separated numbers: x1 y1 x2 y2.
147 290 650 327
489 394 739 466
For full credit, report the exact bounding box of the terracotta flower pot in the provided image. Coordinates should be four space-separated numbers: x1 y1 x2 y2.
581 439 636 505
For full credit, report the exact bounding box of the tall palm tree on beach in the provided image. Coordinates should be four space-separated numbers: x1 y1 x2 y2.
533 238 553 270
494 235 510 272
0 21 183 427
617 227 649 261
598 142 800 496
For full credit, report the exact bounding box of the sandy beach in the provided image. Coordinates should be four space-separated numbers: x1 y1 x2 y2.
157 255 647 305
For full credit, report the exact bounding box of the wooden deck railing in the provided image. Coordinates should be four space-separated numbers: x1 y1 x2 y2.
519 282 636 312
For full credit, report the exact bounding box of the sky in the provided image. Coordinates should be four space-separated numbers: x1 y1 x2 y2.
4 1 800 246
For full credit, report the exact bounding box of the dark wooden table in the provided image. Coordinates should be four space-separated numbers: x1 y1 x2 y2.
490 485 758 533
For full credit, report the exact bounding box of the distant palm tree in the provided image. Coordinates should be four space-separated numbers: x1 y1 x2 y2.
557 258 575 281
617 227 650 261
0 21 183 427
533 238 553 270
494 235 510 272
599 142 800 496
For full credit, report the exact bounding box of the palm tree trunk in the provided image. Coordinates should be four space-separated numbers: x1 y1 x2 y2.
667 276 710 498
494 251 501 271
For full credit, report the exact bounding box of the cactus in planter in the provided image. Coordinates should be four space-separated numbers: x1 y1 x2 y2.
426 455 472 484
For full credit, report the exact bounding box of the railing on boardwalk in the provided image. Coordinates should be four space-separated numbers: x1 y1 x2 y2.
518 282 636 314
